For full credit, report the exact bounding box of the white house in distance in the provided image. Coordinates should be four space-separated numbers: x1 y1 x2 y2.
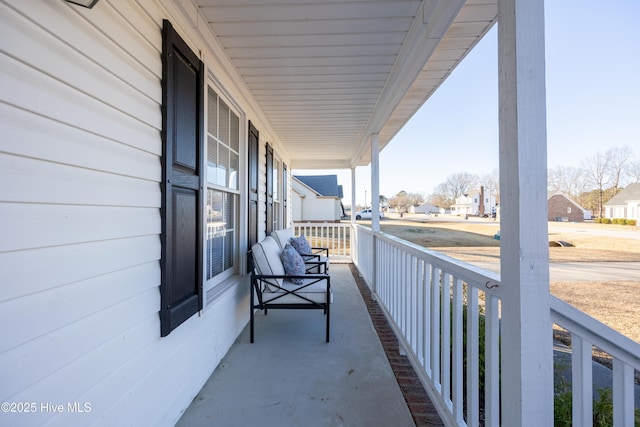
450 186 497 216
604 183 640 223
292 175 344 222
415 202 440 214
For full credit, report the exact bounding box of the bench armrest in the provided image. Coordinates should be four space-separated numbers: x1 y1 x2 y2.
311 247 329 257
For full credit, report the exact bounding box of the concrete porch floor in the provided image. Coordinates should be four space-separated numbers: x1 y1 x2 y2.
176 264 443 427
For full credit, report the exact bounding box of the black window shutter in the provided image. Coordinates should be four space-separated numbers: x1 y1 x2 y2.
160 20 204 337
265 143 274 235
248 122 259 254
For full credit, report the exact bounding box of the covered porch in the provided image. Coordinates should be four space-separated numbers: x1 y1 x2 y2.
4 1 638 426
181 223 640 426
177 263 442 426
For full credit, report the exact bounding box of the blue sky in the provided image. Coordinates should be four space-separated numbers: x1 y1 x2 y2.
296 1 640 207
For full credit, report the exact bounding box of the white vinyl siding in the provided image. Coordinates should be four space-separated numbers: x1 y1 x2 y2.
0 1 250 426
0 2 163 424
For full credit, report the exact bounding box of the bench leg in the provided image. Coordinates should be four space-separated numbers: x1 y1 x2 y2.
250 287 255 343
326 303 330 343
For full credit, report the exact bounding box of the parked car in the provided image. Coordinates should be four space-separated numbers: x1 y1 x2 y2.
354 209 383 220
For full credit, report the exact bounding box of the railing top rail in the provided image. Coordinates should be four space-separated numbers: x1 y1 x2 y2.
355 224 501 298
293 222 351 226
550 295 640 369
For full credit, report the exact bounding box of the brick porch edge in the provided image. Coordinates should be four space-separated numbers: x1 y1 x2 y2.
349 264 445 427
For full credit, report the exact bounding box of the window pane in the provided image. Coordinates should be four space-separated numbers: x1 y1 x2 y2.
229 151 239 190
224 231 234 271
218 144 229 187
219 101 229 145
223 193 235 270
273 159 280 201
207 88 218 136
206 190 224 279
207 136 218 184
224 192 234 227
274 201 280 230
230 113 239 152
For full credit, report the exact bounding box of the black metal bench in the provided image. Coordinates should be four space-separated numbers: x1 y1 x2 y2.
249 236 332 343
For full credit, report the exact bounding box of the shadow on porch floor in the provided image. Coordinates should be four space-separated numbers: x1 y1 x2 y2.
176 264 443 427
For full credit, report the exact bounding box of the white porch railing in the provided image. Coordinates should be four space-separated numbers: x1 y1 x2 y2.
349 224 640 427
293 222 351 262
550 297 640 427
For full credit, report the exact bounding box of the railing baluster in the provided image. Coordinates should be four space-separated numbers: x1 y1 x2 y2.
612 358 634 427
412 257 419 356
431 267 441 393
485 295 500 427
416 259 424 364
442 272 452 408
467 286 480 427
452 278 464 422
571 334 592 427
423 263 432 378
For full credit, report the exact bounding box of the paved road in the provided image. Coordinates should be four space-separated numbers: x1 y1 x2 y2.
399 215 640 280
548 222 640 240
473 222 640 280
471 261 640 281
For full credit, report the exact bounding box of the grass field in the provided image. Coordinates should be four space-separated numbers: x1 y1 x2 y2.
375 215 640 343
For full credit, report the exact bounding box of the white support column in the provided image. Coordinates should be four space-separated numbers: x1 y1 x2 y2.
498 0 553 426
351 167 357 225
370 134 380 233
370 134 380 296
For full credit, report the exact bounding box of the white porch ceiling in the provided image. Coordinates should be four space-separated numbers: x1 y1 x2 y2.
194 0 497 169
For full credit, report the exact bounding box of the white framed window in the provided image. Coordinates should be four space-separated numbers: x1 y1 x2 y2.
205 86 240 288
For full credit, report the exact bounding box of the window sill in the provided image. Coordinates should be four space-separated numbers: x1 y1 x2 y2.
204 274 245 308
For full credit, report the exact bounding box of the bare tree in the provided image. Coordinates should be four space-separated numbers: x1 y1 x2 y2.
547 165 585 199
627 160 640 184
388 191 424 214
481 169 500 204
429 172 480 209
606 145 634 194
582 152 611 218
447 172 479 199
429 183 455 209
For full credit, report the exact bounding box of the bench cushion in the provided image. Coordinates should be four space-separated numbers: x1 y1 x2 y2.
261 278 332 304
270 228 296 250
251 236 285 289
271 229 329 272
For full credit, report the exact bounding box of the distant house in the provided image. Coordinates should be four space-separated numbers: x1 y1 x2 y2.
604 183 640 223
547 192 591 222
451 186 497 216
415 202 439 214
292 175 344 222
